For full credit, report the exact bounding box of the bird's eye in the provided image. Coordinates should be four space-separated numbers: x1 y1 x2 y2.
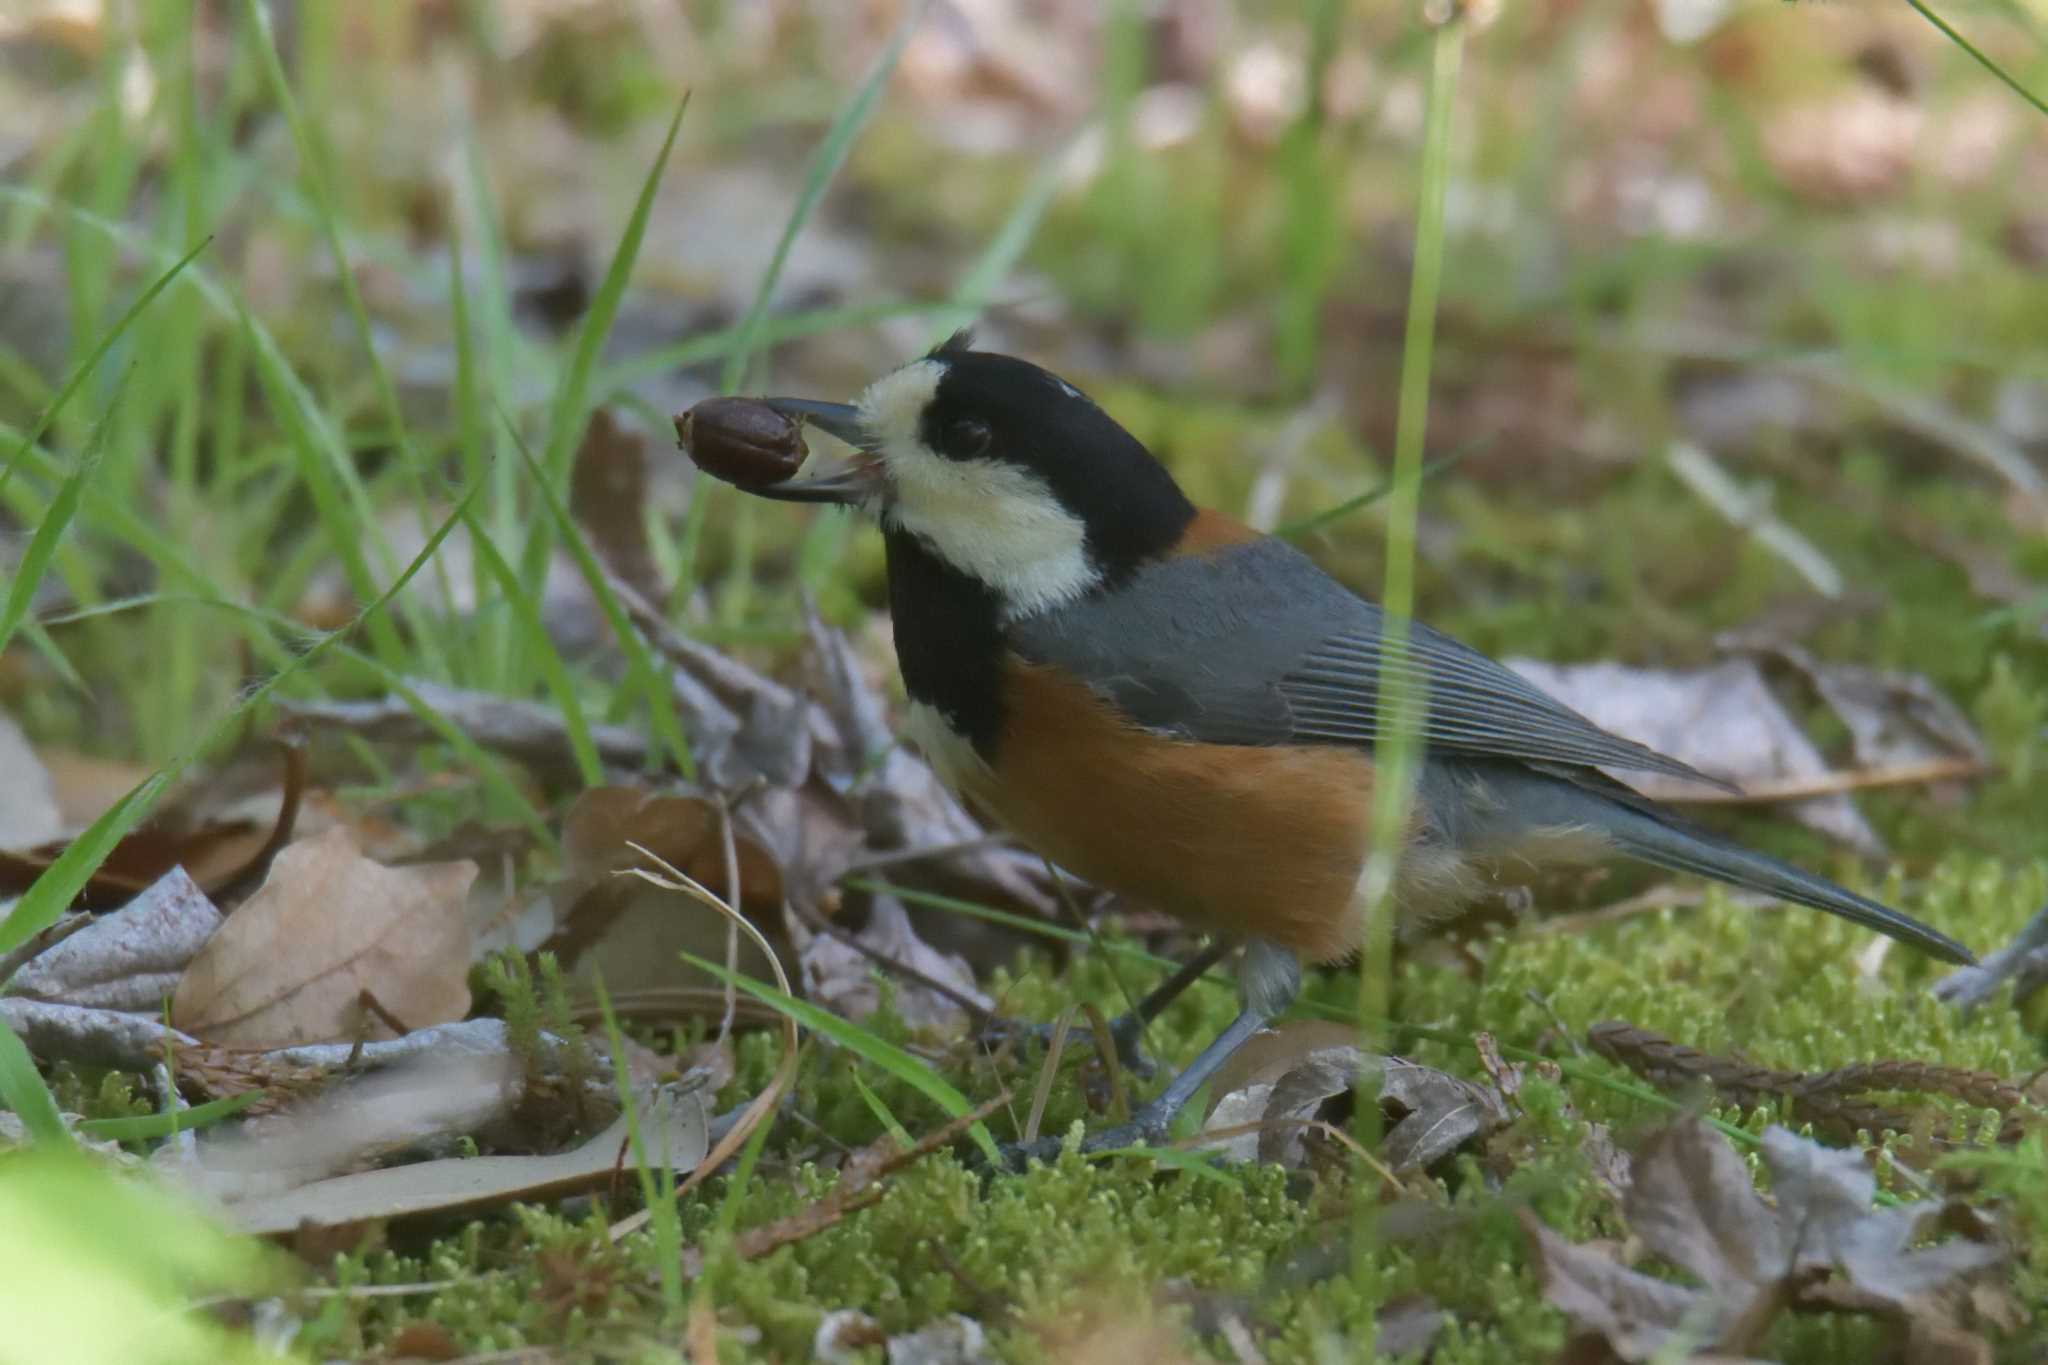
947 418 992 457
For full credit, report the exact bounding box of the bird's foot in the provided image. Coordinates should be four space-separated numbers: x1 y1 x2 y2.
972 1012 1158 1081
988 1098 1183 1173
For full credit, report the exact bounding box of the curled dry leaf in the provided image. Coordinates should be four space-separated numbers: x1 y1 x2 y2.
1756 643 1987 795
1522 1117 2007 1363
799 890 989 1037
9 865 221 1011
171 827 476 1048
0 996 199 1072
1198 1020 1508 1171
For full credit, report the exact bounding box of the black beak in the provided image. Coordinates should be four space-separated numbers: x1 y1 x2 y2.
751 399 877 505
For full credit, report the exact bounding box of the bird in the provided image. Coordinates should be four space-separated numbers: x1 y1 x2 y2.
735 331 1975 1161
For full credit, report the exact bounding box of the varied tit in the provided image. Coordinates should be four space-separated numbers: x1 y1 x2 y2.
728 332 1974 1159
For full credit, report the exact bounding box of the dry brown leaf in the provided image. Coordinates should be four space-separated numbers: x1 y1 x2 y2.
171 827 476 1047
36 748 159 833
1523 1117 2007 1362
0 739 307 908
545 786 786 998
570 407 661 602
798 890 989 1037
218 1083 708 1237
1507 657 1883 853
1198 1020 1508 1171
170 1049 523 1202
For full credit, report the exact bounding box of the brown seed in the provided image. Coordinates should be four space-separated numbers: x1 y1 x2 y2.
674 398 808 488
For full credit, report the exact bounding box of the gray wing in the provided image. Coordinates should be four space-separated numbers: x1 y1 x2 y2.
1007 538 1725 788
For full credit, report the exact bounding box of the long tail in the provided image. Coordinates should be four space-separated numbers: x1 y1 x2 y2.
1477 766 1976 965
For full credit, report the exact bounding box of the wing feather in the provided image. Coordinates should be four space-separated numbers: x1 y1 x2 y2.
1006 538 1729 790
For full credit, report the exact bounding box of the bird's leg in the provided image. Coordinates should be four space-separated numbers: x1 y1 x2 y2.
975 939 1231 1079
996 939 1301 1169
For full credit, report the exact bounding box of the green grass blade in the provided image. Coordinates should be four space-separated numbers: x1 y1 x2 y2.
594 978 685 1314
850 1069 914 1147
1275 440 1486 540
1905 0 2048 120
0 377 125 657
0 1017 70 1146
1359 15 1464 1036
719 4 925 393
503 407 692 775
238 0 409 444
77 1090 267 1142
682 952 1001 1163
453 503 605 788
0 483 480 957
541 95 690 486
0 235 209 500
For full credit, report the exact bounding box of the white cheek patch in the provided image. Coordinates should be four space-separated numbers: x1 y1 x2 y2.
857 359 944 449
858 359 1102 619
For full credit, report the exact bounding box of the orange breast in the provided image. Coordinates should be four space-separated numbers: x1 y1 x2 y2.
959 658 1380 963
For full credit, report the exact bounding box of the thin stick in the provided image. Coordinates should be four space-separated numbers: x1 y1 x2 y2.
1022 1006 1076 1145
1636 756 1990 805
714 796 741 1043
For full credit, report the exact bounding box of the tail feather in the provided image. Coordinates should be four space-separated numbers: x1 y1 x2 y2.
1460 763 1976 966
1592 796 1974 966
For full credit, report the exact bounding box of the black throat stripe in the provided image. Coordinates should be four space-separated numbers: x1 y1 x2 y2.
884 528 1007 754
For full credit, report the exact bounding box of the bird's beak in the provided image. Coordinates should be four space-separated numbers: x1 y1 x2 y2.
750 398 879 505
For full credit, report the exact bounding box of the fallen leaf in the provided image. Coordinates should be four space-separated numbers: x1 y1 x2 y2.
1522 1117 2007 1362
0 996 199 1072
1199 1020 1508 1171
9 866 221 1011
215 1082 708 1237
171 827 476 1047
1508 657 1882 853
167 1049 524 1202
1755 1126 2003 1308
799 890 989 1037
545 785 786 998
815 1310 887 1363
0 739 307 908
878 1315 995 1365
278 680 654 786
571 407 661 602
1764 645 1987 774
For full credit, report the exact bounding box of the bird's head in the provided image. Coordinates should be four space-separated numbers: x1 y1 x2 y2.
756 334 1194 617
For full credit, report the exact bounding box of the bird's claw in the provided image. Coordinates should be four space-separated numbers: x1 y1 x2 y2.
986 1102 1180 1173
